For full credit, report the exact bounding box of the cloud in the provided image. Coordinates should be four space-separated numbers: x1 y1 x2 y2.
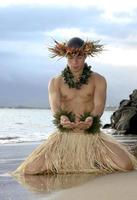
0 4 137 44
0 78 49 107
94 46 137 67
0 2 137 107
91 63 137 106
0 5 102 33
1 0 137 24
0 7 136 75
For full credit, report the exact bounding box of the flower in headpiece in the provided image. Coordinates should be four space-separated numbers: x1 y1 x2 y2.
48 38 104 58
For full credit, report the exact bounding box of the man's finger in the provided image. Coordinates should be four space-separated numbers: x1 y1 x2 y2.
63 125 73 128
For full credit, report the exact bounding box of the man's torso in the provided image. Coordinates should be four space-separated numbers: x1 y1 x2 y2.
57 73 97 116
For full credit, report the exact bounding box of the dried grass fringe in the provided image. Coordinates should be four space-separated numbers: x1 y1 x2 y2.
12 131 137 175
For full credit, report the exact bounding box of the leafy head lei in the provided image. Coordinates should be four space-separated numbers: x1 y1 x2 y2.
48 37 104 58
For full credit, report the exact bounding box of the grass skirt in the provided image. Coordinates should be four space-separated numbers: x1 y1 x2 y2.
13 131 137 175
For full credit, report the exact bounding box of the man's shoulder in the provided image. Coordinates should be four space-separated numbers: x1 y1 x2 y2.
91 72 107 88
50 75 62 82
92 72 106 82
48 75 62 87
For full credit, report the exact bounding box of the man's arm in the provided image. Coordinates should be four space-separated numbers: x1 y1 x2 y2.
48 77 61 114
48 77 75 129
91 73 107 117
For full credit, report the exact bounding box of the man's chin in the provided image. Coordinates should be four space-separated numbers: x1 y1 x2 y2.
72 67 80 71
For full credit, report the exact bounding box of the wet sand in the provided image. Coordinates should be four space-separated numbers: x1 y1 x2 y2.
0 140 137 200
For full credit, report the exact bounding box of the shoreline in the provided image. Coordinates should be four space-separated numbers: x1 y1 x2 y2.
0 106 117 110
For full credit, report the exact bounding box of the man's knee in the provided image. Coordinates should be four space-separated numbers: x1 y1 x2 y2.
119 158 134 171
105 141 134 171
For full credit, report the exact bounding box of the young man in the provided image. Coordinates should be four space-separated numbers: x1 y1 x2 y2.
48 37 135 171
13 37 137 175
49 37 106 131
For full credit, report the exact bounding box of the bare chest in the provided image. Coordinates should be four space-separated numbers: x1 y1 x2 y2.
60 81 95 102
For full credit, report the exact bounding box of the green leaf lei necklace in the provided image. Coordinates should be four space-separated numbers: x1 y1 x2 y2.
61 63 93 89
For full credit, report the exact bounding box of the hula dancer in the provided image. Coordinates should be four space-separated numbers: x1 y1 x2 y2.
13 37 137 175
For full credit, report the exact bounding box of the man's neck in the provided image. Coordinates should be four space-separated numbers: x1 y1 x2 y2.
72 70 83 80
71 67 84 81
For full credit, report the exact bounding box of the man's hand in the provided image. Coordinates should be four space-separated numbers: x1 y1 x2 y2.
60 115 75 129
75 116 93 130
60 115 93 130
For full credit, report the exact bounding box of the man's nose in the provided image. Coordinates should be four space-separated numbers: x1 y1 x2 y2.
72 58 78 64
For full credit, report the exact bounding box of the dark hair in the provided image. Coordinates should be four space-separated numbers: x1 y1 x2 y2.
67 37 84 48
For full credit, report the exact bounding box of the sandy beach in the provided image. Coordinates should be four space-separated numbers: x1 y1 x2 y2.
0 142 137 200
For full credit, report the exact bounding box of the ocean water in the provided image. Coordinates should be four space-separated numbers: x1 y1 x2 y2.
0 108 137 145
0 108 112 144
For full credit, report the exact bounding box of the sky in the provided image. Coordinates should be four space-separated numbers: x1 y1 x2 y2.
0 0 137 107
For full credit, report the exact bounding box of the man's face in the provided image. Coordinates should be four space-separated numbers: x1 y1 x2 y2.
67 55 86 72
